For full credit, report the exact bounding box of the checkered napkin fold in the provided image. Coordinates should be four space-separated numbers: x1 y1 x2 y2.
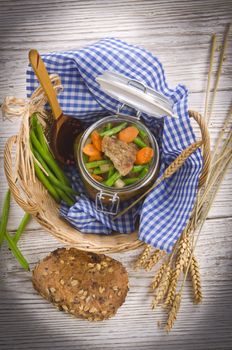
26 38 202 253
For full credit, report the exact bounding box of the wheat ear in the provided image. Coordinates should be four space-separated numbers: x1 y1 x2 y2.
164 268 180 307
190 255 202 304
165 293 181 333
145 249 166 271
164 232 192 307
151 266 172 309
134 244 152 269
151 261 169 290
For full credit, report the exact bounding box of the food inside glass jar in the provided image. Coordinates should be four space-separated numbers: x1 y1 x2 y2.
82 122 154 188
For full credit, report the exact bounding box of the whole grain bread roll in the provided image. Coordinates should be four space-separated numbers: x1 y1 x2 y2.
32 247 129 321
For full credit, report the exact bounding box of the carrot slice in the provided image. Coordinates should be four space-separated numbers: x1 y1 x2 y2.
91 130 102 152
88 153 102 162
91 174 104 182
135 147 154 165
118 126 139 143
83 143 101 157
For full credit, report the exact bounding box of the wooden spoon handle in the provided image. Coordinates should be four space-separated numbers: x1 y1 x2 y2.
29 49 62 120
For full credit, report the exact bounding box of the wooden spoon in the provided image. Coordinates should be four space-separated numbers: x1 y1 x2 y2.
29 49 82 165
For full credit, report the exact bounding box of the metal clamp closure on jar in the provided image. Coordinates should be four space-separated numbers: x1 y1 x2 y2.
96 191 120 215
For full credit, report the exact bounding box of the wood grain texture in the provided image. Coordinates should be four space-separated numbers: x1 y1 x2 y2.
0 0 232 349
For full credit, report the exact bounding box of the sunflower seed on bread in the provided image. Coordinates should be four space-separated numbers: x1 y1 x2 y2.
32 247 129 321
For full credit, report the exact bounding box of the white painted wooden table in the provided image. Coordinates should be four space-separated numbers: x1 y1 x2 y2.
0 1 232 349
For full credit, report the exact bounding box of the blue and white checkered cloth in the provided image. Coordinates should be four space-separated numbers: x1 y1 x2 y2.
26 38 202 253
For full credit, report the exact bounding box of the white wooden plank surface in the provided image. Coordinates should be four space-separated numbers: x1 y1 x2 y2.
0 0 232 349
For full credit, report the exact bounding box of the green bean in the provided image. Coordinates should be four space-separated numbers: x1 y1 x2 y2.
93 166 113 175
106 122 112 130
93 167 101 174
107 167 114 179
138 128 148 139
100 122 127 137
101 123 112 133
132 165 147 173
31 113 48 150
32 148 78 196
33 160 60 203
0 189 11 247
13 213 31 244
33 123 74 196
30 113 38 132
30 129 70 186
124 177 140 185
56 188 75 207
105 171 121 187
85 160 110 169
139 166 149 179
4 231 30 271
83 154 89 163
134 137 147 148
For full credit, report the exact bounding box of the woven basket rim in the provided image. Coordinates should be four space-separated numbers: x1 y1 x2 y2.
2 76 211 253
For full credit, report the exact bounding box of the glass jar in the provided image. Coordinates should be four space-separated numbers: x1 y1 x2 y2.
75 114 160 215
74 71 175 215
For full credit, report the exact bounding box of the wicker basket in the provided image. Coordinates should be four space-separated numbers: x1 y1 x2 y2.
3 75 211 253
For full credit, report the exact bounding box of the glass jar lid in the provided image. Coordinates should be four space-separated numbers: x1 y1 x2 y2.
96 71 177 119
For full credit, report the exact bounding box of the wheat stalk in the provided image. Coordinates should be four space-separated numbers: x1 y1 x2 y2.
178 154 232 306
211 147 232 170
197 150 232 218
189 255 202 304
150 148 230 324
211 106 232 164
206 24 231 125
162 226 192 307
134 244 152 269
165 293 181 333
150 238 181 292
163 218 199 309
204 34 217 121
145 249 166 271
175 233 192 270
152 266 172 309
164 268 180 307
163 23 231 332
151 261 169 290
